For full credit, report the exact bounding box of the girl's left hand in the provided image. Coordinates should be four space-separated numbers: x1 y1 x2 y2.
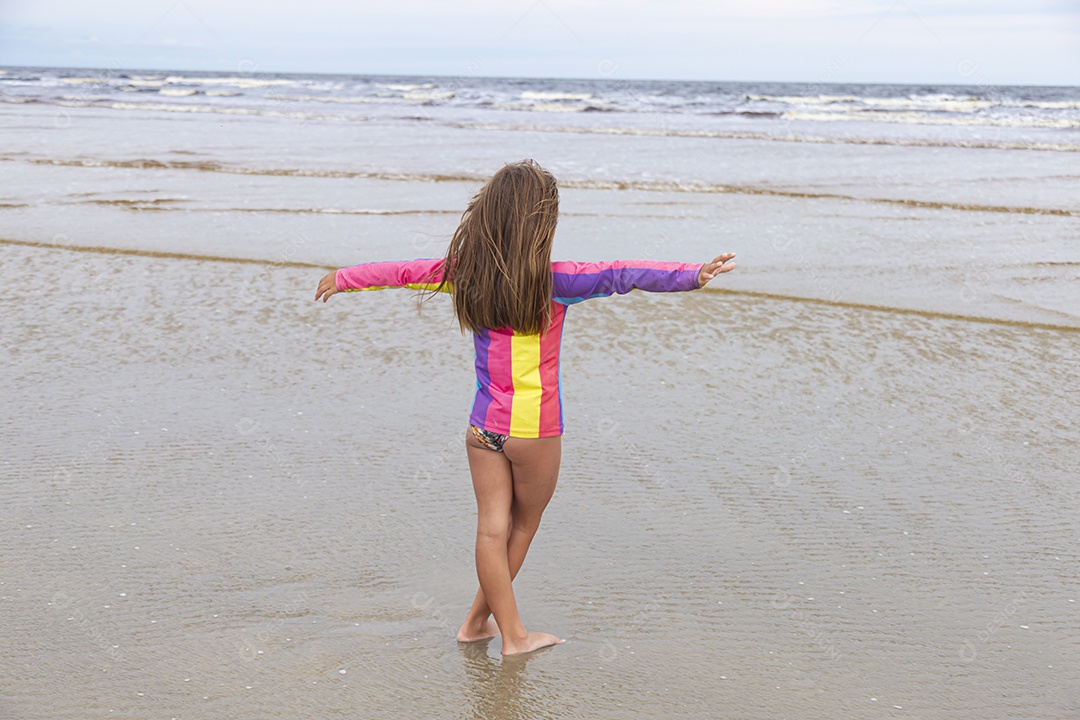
698 253 736 287
314 271 340 302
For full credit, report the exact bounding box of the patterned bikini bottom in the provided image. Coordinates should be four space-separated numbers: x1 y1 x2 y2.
470 425 509 452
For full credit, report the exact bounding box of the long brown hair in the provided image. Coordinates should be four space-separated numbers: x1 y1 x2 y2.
432 159 559 335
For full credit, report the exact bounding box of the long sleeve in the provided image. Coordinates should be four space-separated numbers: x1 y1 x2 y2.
551 259 704 305
336 258 449 293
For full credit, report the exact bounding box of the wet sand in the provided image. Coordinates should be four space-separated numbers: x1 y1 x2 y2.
2 241 1077 719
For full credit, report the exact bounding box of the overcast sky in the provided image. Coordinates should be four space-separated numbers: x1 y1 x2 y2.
1 1 1077 85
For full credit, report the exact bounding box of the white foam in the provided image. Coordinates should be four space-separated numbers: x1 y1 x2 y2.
520 91 594 101
53 98 359 123
782 110 1080 130
21 88 1080 154
457 120 1080 152
863 96 997 112
403 91 454 101
496 102 588 113
159 88 199 97
748 93 860 104
163 76 294 88
1015 99 1080 110
376 83 436 91
264 93 404 105
751 93 1006 114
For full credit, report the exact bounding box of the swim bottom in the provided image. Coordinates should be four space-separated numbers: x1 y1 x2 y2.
470 425 509 452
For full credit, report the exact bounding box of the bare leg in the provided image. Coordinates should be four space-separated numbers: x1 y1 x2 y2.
454 519 538 641
461 430 564 655
456 435 561 641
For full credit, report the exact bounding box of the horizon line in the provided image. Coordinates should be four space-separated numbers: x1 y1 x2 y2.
2 62 1077 90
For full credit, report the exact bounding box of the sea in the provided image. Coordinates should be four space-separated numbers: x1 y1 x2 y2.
1 66 1078 719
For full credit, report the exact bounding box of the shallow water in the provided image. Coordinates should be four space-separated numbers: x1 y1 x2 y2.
2 70 1079 719
1 96 1077 327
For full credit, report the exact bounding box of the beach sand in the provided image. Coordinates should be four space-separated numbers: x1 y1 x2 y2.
3 240 1077 718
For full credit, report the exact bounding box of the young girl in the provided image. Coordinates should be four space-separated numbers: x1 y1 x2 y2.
314 160 736 656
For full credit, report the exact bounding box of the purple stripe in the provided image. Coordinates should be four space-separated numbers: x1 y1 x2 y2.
470 329 494 426
553 266 697 302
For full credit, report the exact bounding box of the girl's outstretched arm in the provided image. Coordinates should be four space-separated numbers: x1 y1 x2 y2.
314 258 447 303
551 253 735 305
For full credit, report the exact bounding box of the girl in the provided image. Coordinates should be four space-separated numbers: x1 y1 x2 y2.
314 160 736 656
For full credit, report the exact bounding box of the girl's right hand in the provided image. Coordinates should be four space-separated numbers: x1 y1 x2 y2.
697 253 736 287
314 271 340 302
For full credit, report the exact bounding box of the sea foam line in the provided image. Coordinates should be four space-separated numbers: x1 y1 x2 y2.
4 96 1079 153
60 199 672 219
450 121 1080 153
17 157 1078 217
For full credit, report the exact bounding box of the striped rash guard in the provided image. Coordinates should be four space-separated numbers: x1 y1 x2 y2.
336 258 704 438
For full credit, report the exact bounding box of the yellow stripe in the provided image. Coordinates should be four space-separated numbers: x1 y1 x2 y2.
404 282 452 293
345 281 452 293
509 334 542 438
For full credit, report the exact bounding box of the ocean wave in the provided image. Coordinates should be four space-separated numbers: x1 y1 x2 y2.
159 88 199 97
264 93 412 105
744 92 1080 116
1015 99 1080 110
38 97 363 122
403 91 454 101
375 82 436 91
11 74 1080 127
709 110 783 118
7 94 1079 153
162 76 294 88
520 91 595 101
782 110 1080 130
861 96 998 113
752 92 977 104
749 93 855 104
495 102 596 113
55 74 295 90
750 93 1003 113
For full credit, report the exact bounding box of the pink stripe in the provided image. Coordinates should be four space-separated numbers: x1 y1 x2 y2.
537 305 564 436
483 331 515 434
551 259 699 274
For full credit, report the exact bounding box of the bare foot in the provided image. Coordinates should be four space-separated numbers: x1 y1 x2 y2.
456 616 499 642
501 631 565 656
